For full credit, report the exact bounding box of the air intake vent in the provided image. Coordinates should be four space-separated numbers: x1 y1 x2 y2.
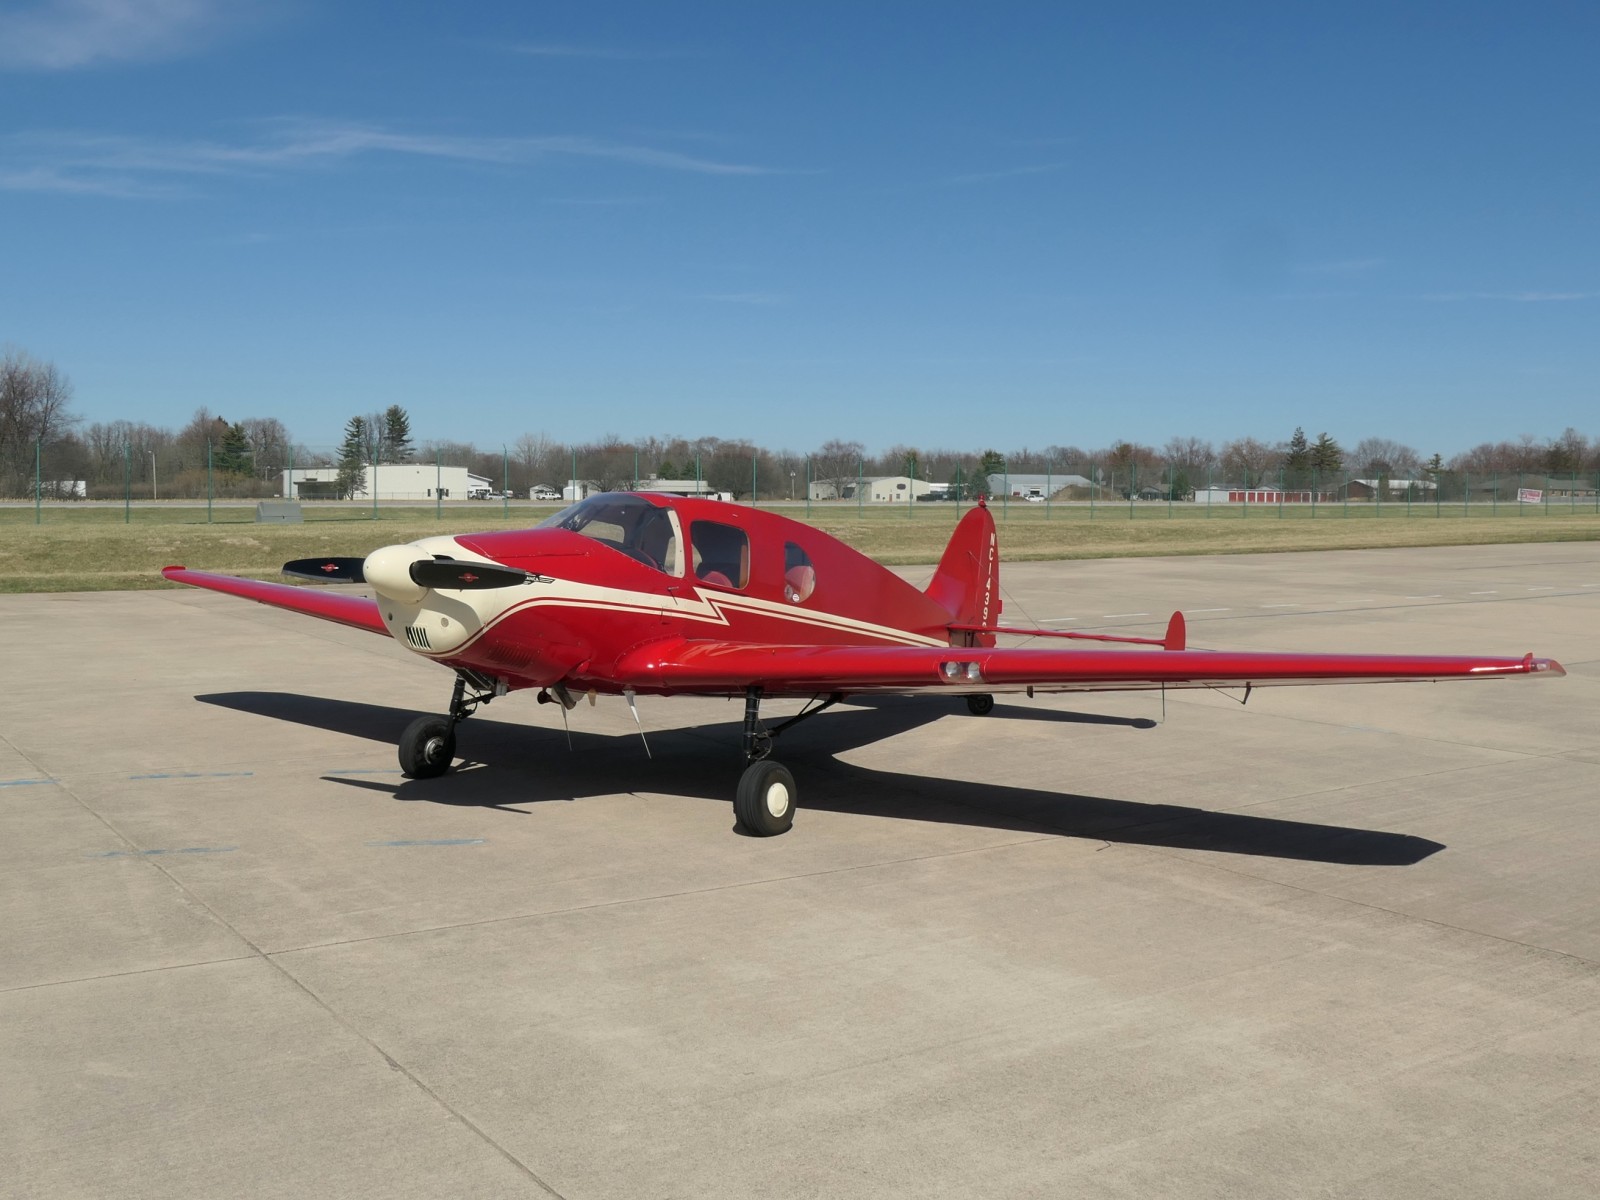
404 625 432 650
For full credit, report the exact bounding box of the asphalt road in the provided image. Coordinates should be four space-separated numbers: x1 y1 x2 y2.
3 542 1597 1198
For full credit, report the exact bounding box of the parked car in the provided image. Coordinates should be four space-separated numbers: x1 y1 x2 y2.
529 486 560 501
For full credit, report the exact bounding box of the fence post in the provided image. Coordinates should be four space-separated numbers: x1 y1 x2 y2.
857 458 863 515
1046 459 1052 520
751 453 757 507
436 451 442 520
806 459 812 519
35 438 42 525
124 441 131 524
955 466 962 518
207 441 214 524
504 446 510 519
372 456 379 520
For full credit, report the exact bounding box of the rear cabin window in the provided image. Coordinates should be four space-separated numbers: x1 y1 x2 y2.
691 520 749 589
783 542 816 603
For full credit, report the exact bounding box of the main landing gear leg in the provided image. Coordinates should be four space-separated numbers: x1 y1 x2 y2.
399 671 497 779
733 687 844 837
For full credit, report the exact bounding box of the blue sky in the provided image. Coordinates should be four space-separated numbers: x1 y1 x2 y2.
1 1 1596 456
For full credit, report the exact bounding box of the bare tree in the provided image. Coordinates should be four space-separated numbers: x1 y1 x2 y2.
810 439 865 500
1546 427 1589 475
514 431 559 490
1349 437 1419 479
0 349 78 495
1220 436 1278 488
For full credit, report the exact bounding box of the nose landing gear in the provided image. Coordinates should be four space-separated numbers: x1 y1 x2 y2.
399 671 499 779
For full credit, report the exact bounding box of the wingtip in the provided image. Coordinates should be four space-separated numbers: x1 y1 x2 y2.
161 565 186 578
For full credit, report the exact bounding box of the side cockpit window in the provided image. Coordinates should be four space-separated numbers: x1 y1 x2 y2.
691 520 749 589
784 542 815 603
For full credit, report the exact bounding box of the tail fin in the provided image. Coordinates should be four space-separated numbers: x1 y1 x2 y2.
925 502 1001 645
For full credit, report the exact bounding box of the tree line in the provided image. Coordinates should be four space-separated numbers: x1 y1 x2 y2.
4 348 1597 501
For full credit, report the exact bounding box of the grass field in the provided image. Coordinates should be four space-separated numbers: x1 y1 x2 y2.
2 500 1598 593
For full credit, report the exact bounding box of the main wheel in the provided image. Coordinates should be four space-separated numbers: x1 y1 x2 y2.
399 716 456 778
735 759 797 836
965 693 995 716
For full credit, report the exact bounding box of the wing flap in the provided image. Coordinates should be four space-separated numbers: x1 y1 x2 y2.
614 639 1562 696
162 567 390 636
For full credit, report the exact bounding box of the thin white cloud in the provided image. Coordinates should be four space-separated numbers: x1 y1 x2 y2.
944 162 1066 186
0 164 174 197
508 41 679 62
700 292 785 305
0 0 236 69
1424 290 1599 302
1296 257 1386 276
0 120 789 195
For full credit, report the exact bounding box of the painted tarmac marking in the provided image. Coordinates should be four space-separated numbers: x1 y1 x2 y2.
0 778 54 787
1039 617 1079 624
1405 595 1443 599
1526 586 1556 591
1103 612 1148 618
127 771 255 780
324 769 408 776
1469 591 1499 595
1188 607 1230 613
1260 603 1298 608
366 838 486 848
88 846 239 858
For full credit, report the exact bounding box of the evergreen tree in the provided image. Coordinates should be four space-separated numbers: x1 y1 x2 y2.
382 405 414 463
1310 432 1343 475
1282 427 1311 487
337 416 368 500
217 422 252 475
1285 428 1310 467
977 449 1006 495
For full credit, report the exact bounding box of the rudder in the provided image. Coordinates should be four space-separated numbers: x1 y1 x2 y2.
925 502 1001 645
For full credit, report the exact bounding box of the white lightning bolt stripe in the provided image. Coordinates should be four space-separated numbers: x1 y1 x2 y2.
397 537 948 658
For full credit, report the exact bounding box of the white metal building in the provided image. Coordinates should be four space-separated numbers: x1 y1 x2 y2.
808 475 934 502
281 465 493 501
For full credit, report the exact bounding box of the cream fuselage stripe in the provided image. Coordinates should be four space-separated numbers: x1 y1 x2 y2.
395 538 946 658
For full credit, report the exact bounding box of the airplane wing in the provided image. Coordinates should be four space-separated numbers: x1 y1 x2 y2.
614 638 1563 696
162 567 391 637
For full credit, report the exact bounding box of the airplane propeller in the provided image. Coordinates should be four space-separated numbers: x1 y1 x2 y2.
407 557 532 590
283 557 367 583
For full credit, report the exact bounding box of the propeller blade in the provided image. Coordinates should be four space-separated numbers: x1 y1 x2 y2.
408 558 530 590
283 556 367 583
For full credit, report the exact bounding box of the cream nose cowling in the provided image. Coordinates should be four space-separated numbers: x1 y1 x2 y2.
363 543 431 605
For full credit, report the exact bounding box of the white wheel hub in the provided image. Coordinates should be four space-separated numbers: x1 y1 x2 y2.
764 780 791 818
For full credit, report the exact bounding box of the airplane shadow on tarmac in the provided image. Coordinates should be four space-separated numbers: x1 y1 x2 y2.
196 691 1444 866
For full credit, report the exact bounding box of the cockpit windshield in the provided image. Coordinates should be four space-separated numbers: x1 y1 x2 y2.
537 494 679 573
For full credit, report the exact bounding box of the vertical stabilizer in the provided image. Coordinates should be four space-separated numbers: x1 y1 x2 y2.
925 502 1001 645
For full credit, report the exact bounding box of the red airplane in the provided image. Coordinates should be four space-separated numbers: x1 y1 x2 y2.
163 494 1563 836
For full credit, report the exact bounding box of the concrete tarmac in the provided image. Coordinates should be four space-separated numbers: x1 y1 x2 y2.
3 542 1597 1198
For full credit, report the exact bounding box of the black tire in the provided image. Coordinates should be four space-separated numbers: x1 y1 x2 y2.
399 716 456 778
965 693 995 716
734 759 797 836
